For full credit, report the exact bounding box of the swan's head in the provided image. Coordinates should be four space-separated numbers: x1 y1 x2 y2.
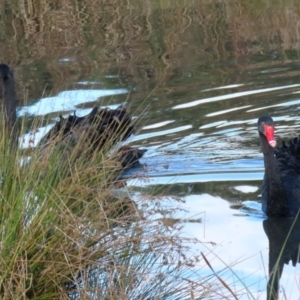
0 64 12 80
258 115 277 147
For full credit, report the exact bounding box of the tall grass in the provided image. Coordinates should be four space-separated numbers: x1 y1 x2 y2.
0 112 208 299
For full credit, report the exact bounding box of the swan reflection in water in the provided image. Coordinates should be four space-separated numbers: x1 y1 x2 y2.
263 216 300 299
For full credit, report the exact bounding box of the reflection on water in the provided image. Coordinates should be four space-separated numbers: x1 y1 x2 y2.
2 0 300 298
264 217 300 300
18 89 127 116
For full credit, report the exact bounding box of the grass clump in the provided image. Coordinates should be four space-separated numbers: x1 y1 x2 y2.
0 110 207 300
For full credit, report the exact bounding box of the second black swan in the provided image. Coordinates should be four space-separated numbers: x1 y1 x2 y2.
258 115 300 217
0 63 145 168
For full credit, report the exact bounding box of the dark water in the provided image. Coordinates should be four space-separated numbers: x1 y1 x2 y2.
2 1 300 298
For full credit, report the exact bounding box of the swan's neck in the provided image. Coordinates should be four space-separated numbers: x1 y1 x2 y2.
263 148 282 187
2 74 17 137
261 133 289 216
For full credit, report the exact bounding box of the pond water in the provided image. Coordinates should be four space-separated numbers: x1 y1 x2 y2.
2 0 300 298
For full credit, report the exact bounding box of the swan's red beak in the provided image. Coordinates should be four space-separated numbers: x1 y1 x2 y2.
263 123 277 147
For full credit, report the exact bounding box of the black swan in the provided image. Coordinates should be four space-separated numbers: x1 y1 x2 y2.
258 115 300 217
0 63 18 141
0 63 146 168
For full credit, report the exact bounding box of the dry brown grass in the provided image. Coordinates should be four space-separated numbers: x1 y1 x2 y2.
0 111 212 299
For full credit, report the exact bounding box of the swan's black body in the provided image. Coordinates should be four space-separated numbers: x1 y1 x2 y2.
258 115 300 217
0 63 145 168
39 106 134 149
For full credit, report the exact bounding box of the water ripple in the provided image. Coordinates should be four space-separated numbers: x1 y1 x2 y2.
172 84 300 109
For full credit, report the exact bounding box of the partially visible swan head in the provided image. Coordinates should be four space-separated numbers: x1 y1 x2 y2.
0 64 13 80
0 63 17 142
258 115 277 148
